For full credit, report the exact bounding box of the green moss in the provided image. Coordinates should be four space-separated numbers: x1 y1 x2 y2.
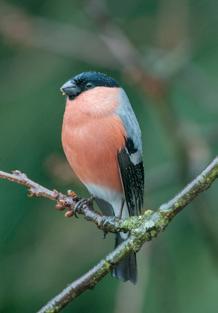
120 209 154 233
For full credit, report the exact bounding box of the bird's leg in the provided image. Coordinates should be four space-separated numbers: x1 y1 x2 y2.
119 199 125 219
103 201 125 239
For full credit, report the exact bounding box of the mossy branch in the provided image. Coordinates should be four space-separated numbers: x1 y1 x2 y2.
0 157 217 313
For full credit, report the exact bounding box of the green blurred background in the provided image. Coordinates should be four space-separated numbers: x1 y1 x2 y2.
0 0 217 312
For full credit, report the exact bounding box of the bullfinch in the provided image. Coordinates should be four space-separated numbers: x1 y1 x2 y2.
60 71 144 283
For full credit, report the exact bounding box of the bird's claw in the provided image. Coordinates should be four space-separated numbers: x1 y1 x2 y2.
102 216 115 239
73 196 95 218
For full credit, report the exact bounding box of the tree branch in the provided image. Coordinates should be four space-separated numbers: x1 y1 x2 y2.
37 157 218 312
0 158 217 312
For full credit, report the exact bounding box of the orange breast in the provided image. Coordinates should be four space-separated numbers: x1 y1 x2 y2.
62 88 126 192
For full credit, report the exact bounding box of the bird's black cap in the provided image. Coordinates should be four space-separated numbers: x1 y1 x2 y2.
73 71 119 88
60 71 119 99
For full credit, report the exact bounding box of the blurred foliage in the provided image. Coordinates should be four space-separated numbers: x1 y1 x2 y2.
0 0 217 312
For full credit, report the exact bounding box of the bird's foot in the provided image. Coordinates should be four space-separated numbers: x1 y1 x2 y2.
102 216 116 239
73 196 95 218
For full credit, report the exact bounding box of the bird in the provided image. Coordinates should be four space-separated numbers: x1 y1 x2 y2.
60 71 144 283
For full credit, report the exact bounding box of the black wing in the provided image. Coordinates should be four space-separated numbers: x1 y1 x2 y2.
117 138 144 216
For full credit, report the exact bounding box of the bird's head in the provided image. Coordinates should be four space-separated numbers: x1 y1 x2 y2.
60 71 119 100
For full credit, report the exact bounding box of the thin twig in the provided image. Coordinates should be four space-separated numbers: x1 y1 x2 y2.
0 170 131 233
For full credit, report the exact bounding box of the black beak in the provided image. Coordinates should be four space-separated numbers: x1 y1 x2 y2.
60 80 81 98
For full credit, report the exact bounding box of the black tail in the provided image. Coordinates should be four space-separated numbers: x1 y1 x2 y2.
112 233 137 284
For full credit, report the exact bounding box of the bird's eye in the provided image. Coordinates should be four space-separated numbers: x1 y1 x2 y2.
85 82 94 89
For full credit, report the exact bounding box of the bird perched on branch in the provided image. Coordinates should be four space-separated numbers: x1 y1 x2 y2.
60 71 144 283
